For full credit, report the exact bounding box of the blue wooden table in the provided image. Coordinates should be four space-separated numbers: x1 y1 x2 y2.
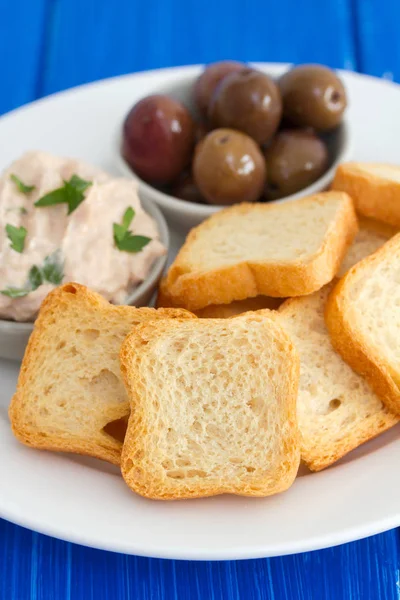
1 0 400 598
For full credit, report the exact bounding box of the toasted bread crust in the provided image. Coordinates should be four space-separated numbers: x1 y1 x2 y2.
155 277 176 309
303 410 399 471
325 236 400 415
280 287 399 471
120 315 300 499
9 283 195 465
164 194 358 311
332 163 400 228
156 277 283 316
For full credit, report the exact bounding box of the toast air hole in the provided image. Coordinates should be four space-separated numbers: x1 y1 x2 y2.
64 284 77 294
328 398 341 412
102 416 129 444
83 329 100 342
167 470 185 479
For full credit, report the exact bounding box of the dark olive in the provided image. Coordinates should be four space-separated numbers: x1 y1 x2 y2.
122 94 195 184
264 130 328 200
208 69 282 145
193 60 245 118
193 128 266 205
171 172 204 204
279 64 347 131
194 121 210 144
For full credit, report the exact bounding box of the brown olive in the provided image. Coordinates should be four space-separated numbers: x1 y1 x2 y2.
193 128 266 205
279 64 347 131
171 172 204 204
194 121 209 144
193 61 245 118
264 129 328 200
208 69 282 145
122 94 195 184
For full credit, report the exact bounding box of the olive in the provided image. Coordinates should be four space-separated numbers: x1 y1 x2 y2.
171 172 204 204
193 128 266 205
208 69 282 145
279 64 347 131
194 121 209 144
193 60 245 118
264 129 328 200
122 94 195 184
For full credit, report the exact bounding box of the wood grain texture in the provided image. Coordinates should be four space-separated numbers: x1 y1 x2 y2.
26 0 358 97
1 0 400 597
354 0 400 81
0 0 48 114
0 518 399 599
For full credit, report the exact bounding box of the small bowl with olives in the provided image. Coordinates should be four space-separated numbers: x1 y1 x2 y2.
117 62 351 231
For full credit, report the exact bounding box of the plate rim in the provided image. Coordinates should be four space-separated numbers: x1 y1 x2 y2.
1 496 399 560
1 62 400 560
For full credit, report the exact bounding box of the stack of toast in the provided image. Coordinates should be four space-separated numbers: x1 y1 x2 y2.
9 166 400 500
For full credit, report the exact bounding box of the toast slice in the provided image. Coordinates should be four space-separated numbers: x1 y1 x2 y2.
279 285 399 471
164 192 358 311
326 233 400 415
338 217 396 276
332 162 400 228
157 218 392 318
9 283 194 465
120 313 300 499
157 277 282 316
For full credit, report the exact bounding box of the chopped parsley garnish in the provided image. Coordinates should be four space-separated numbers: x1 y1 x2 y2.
0 250 64 298
0 287 30 299
5 207 28 215
10 174 35 195
35 175 92 215
6 224 27 253
28 265 43 290
41 250 64 285
113 207 151 254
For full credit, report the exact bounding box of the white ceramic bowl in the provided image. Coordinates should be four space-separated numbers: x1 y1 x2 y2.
116 65 352 232
0 195 169 362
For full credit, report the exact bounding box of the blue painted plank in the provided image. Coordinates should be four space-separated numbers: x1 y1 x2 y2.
354 0 400 81
0 0 48 114
40 0 358 97
2 1 400 599
1 518 399 600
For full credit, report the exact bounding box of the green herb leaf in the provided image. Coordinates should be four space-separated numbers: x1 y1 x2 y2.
0 287 30 298
68 174 92 194
10 174 35 195
6 224 27 253
35 175 92 215
0 250 64 299
113 208 136 244
34 187 66 208
113 207 151 254
65 175 92 214
122 207 135 230
113 223 126 244
42 250 64 285
6 206 28 215
117 235 151 253
28 265 43 290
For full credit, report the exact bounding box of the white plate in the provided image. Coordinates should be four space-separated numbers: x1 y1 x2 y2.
1 65 400 561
